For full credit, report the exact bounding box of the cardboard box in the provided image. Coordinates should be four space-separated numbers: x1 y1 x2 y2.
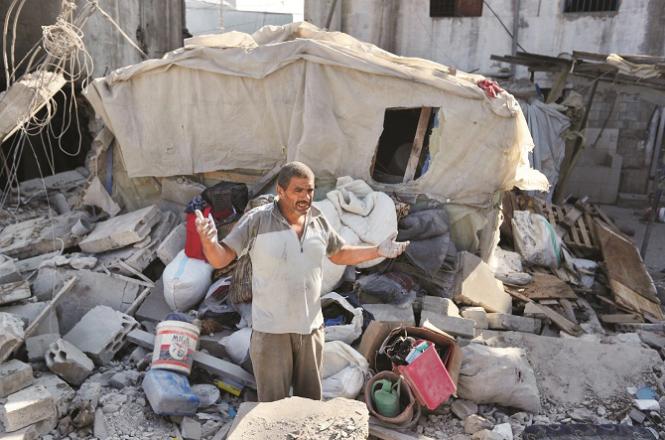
356 321 401 370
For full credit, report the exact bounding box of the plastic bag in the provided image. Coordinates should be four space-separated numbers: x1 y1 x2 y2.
321 341 369 399
163 250 214 311
219 327 252 365
321 292 363 344
511 210 561 268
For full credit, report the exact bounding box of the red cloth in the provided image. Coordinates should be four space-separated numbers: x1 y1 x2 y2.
477 79 504 99
185 206 212 261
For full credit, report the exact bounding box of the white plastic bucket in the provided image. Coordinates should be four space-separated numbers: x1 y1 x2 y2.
151 320 200 375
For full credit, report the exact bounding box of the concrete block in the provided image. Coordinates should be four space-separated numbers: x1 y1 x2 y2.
461 307 488 330
135 278 171 323
0 312 24 361
451 399 478 420
422 296 460 317
486 313 542 334
25 333 60 362
157 223 186 265
33 373 75 418
0 360 33 398
0 385 56 432
64 305 138 365
79 205 162 253
420 311 475 338
0 302 59 336
454 252 512 314
522 302 547 319
181 417 202 440
0 425 38 440
109 370 140 389
0 260 22 285
362 303 415 326
0 281 31 306
0 211 87 260
18 170 85 195
31 268 139 334
45 339 94 386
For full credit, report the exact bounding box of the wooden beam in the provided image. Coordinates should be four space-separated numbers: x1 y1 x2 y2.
506 289 583 336
403 107 432 183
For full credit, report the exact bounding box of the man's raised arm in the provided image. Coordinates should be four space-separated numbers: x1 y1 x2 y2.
195 209 237 269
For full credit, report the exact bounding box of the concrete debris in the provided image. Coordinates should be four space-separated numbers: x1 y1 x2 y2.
0 302 59 336
63 305 138 365
634 399 660 411
45 339 95 386
0 312 24 361
135 278 171 323
157 223 186 266
181 416 202 440
638 331 665 350
0 360 33 398
461 307 489 330
491 423 513 440
33 374 75 418
0 259 22 284
421 312 476 338
361 303 416 325
486 313 542 334
82 176 121 217
422 296 460 317
0 281 31 306
454 252 512 314
451 399 478 420
17 169 85 196
0 211 89 259
109 370 140 389
472 429 503 440
79 205 162 253
0 384 56 432
464 414 493 434
161 177 206 206
0 425 38 439
25 333 60 361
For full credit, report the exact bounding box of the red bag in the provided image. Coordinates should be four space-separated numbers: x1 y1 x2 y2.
185 206 212 261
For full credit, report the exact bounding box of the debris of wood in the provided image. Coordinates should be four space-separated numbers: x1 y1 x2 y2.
505 289 583 336
520 272 578 300
599 313 644 324
539 201 597 256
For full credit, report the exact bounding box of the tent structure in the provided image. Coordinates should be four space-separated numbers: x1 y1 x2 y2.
84 22 548 254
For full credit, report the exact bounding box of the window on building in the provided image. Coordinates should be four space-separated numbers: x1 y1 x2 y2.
563 0 619 13
371 107 439 184
430 0 483 18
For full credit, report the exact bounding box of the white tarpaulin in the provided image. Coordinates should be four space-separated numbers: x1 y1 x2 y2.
84 22 547 208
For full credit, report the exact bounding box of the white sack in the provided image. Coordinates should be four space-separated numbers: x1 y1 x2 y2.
219 327 252 365
458 343 541 413
321 292 363 344
163 250 213 311
511 210 561 268
321 340 369 399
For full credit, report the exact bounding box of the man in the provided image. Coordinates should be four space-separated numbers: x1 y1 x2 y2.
195 161 408 402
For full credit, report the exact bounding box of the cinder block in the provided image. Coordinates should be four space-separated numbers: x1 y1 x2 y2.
25 333 60 362
157 223 186 266
0 360 33 398
0 385 56 432
422 296 460 317
79 205 162 253
362 303 415 326
63 305 138 365
33 373 75 418
461 307 488 330
486 313 542 334
45 339 94 386
420 311 475 338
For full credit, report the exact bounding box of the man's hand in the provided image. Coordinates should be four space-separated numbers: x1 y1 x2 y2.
377 232 409 258
195 209 218 245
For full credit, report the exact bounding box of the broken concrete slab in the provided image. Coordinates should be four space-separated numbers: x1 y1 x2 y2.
31 268 139 334
454 252 512 314
0 425 38 440
0 312 24 361
362 303 415 325
486 313 542 334
421 312 475 338
64 305 138 365
1 301 59 336
0 211 88 259
181 417 202 440
0 384 56 432
157 223 186 266
26 333 60 361
96 210 178 275
422 296 460 317
477 331 664 407
0 281 31 306
17 169 86 197
227 397 369 440
638 331 665 350
45 339 95 386
0 360 33 398
33 373 75 418
79 205 162 253
461 307 488 330
13 252 59 274
82 176 121 217
134 278 171 323
0 259 22 284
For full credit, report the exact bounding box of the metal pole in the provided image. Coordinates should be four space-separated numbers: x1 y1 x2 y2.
641 107 665 258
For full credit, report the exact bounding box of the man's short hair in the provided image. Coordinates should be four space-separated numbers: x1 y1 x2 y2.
277 161 315 189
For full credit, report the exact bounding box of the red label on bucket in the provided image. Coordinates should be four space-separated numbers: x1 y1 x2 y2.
152 326 198 374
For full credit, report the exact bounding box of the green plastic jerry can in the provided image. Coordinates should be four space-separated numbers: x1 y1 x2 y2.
372 378 401 418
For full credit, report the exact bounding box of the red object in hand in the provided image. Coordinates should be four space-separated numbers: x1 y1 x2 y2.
477 79 504 99
185 206 212 261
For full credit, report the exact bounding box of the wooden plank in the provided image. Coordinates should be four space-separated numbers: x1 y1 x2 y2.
506 289 583 336
0 71 66 143
599 313 644 324
403 107 432 183
595 220 661 315
559 299 578 324
576 217 592 248
369 422 435 440
520 273 578 300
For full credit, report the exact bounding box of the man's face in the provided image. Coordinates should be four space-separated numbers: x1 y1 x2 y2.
277 176 315 216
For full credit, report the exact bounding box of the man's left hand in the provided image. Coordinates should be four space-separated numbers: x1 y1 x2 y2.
377 232 409 258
